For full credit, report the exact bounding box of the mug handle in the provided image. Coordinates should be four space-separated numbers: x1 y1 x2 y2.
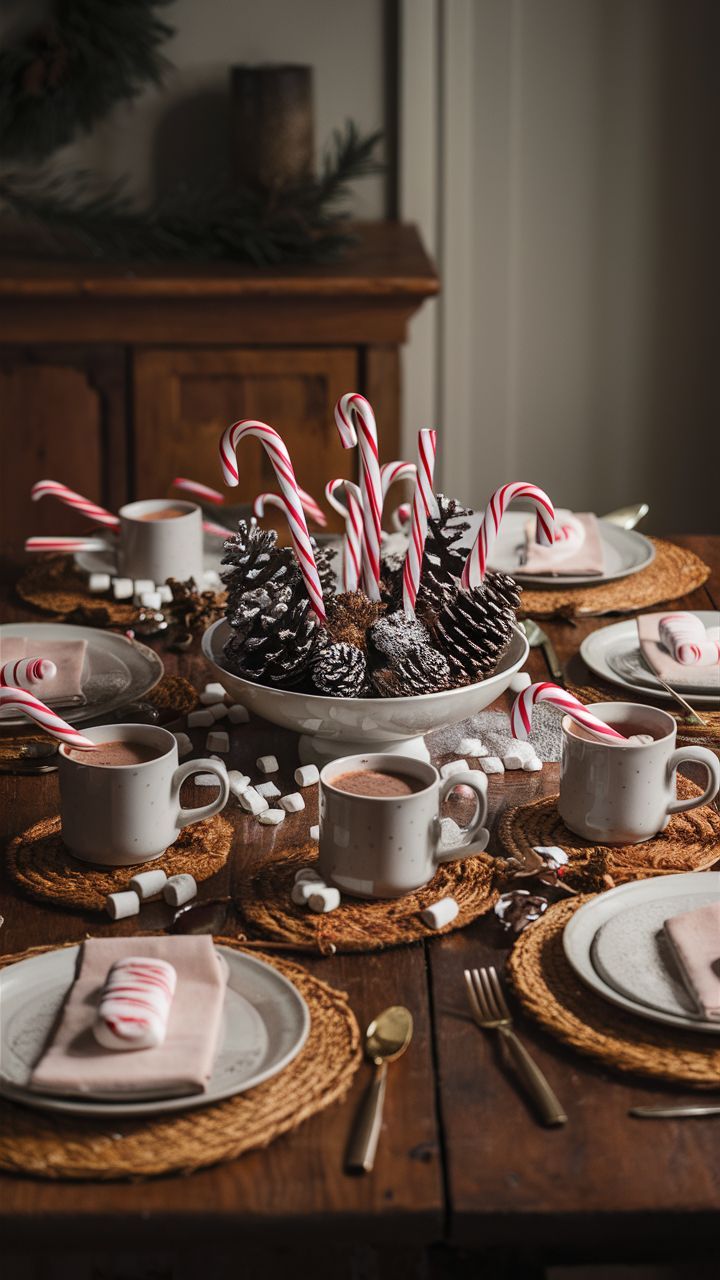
434 772 489 865
666 746 720 816
171 759 230 829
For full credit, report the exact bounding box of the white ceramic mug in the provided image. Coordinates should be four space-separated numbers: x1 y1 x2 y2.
318 752 489 899
58 724 229 866
119 498 204 584
559 702 720 845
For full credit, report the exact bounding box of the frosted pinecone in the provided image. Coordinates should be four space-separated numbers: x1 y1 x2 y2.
223 581 318 686
311 641 368 697
430 571 521 684
222 519 334 620
372 645 452 697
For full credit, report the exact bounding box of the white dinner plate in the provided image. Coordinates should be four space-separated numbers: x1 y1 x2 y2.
0 622 163 726
0 944 309 1118
580 615 720 707
563 873 720 1034
476 511 655 587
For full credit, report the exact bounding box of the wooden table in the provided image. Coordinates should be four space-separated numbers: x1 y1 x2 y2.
2 537 719 1279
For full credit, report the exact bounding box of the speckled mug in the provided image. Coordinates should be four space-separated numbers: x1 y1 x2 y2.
318 752 489 899
119 498 204 585
559 702 720 845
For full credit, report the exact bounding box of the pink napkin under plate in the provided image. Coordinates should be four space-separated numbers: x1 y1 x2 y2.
637 614 720 692
518 512 605 577
664 901 720 1020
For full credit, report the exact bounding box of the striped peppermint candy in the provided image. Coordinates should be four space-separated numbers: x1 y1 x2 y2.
402 430 438 616
510 682 627 744
334 394 383 601
462 482 556 589
658 613 719 666
219 419 327 621
0 687 96 748
25 536 113 554
172 477 225 505
1 657 57 689
325 478 363 591
31 480 120 530
93 957 177 1051
201 519 232 538
254 488 327 529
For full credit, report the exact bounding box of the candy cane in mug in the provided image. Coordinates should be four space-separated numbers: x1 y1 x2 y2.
31 481 120 530
402 430 438 616
219 419 326 620
334 394 383 600
510 682 627 744
1 657 57 689
461 482 556 589
0 687 96 748
325 478 363 591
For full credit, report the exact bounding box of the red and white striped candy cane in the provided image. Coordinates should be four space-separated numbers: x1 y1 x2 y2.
94 957 177 1050
25 536 113 554
253 490 326 530
219 419 326 621
173 477 225 505
391 503 411 530
462 482 556 589
334 394 383 601
201 519 232 538
1 657 57 689
402 430 438 616
31 480 120 530
510 682 626 743
325 478 363 591
0 687 96 748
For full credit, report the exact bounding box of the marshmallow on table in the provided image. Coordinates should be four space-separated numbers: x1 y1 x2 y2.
203 570 222 589
421 897 459 930
105 890 139 920
200 683 227 705
308 886 341 913
173 731 193 758
280 792 305 813
206 729 229 753
522 757 543 772
157 584 173 604
195 772 224 786
309 824 320 841
292 880 323 904
440 758 469 779
188 708 214 728
294 867 325 883
133 579 155 597
479 756 505 774
93 957 177 1051
140 591 162 611
258 808 285 826
294 764 320 788
240 787 269 815
440 817 462 847
257 755 279 774
228 770 250 798
458 737 487 757
88 572 111 593
129 869 167 900
112 578 133 600
503 741 537 770
509 671 532 693
256 780 281 799
227 704 250 724
208 703 228 721
163 874 197 907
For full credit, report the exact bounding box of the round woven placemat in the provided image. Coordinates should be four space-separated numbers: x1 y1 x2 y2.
497 776 720 889
567 680 720 749
518 538 710 618
16 556 137 625
507 896 720 1086
236 842 498 954
6 814 233 911
0 938 360 1180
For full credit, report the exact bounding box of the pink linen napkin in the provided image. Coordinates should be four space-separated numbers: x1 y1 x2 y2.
30 936 228 1098
518 512 605 576
0 636 88 708
637 614 720 692
664 902 720 1020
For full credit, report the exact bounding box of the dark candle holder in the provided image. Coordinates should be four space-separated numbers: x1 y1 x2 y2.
231 64 314 192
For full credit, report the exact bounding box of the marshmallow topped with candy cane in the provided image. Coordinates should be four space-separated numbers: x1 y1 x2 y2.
659 613 720 667
93 956 177 1051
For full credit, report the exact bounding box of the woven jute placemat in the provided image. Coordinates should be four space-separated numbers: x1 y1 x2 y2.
507 896 720 1086
16 556 137 626
518 538 710 618
236 841 498 954
567 680 720 749
497 776 720 890
0 938 361 1180
7 814 233 911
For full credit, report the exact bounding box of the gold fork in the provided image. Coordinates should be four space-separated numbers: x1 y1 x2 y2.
463 966 568 1127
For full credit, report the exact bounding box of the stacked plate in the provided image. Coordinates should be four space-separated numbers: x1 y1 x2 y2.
580 612 720 707
481 511 655 587
563 872 720 1034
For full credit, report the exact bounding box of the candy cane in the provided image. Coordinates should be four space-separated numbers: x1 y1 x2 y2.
94 957 177 1050
325 478 363 591
173 477 225 505
31 480 120 530
391 503 411 531
254 489 327 529
0 687 96 748
334 394 383 601
462 482 556 589
1 657 57 689
202 519 232 538
25 536 113 553
219 419 326 621
402 430 438 616
659 614 719 666
510 682 626 743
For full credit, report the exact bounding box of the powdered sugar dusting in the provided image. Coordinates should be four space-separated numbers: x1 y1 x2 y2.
426 702 562 763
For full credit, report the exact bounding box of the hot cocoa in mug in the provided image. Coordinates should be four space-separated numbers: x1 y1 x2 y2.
118 499 204 584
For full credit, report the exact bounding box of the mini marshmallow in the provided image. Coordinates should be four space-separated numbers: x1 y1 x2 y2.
294 764 320 787
309 824 320 841
294 867 325 883
479 756 505 774
163 874 197 907
207 702 228 721
227 704 250 724
203 569 222 589
509 671 532 693
292 880 323 904
200 683 227 704
522 757 543 772
258 808 285 826
440 759 469 779
228 770 250 798
157 583 173 604
627 733 655 746
188 708 214 728
533 845 569 867
503 740 537 768
133 579 155 596
88 572 111 592
140 590 162 611
112 578 133 600
173 732 192 758
421 897 459 930
256 780 281 799
280 792 305 813
206 729 229 753
440 817 462 847
308 886 341 913
240 787 269 815
257 754 279 774
105 890 140 920
129 869 168 900
458 737 487 757
195 773 224 786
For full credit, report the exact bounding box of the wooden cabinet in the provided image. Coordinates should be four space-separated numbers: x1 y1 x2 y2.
0 224 438 559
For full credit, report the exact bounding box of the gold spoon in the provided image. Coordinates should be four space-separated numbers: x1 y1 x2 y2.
346 1005 413 1174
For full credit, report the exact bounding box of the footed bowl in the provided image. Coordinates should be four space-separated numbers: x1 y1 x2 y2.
202 620 530 765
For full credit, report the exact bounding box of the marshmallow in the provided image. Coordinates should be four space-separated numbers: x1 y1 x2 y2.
522 757 543 772
140 590 162 611
440 759 469 779
228 770 250 798
256 780 281 799
308 886 341 913
207 702 228 721
627 733 655 746
94 957 176 1051
203 569 222 589
195 772 225 786
294 764 320 787
173 731 192 758
509 671 532 693
533 845 569 867
257 808 285 826
206 729 229 753
294 867 325 883
188 708 214 728
257 755 279 774
291 880 323 905
421 897 459 930
129 869 167 900
458 737 487 757
157 583 173 604
240 787 269 815
88 572 111 593
163 874 197 907
227 704 250 724
280 792 305 813
133 579 155 596
105 890 139 920
112 578 133 600
200 683 227 704
479 756 505 774
440 817 462 847
309 824 320 841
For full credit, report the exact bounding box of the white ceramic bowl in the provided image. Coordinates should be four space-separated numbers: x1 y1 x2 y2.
202 619 529 764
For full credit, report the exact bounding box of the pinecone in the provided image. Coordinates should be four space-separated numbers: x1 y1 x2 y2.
223 581 318 686
166 578 226 636
325 591 384 652
416 494 474 621
372 645 452 697
222 519 335 621
369 611 434 662
430 571 520 684
311 641 368 697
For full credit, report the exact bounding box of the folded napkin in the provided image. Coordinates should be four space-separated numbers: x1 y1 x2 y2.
664 902 720 1020
30 936 228 1099
637 614 720 692
518 511 605 576
0 635 87 710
